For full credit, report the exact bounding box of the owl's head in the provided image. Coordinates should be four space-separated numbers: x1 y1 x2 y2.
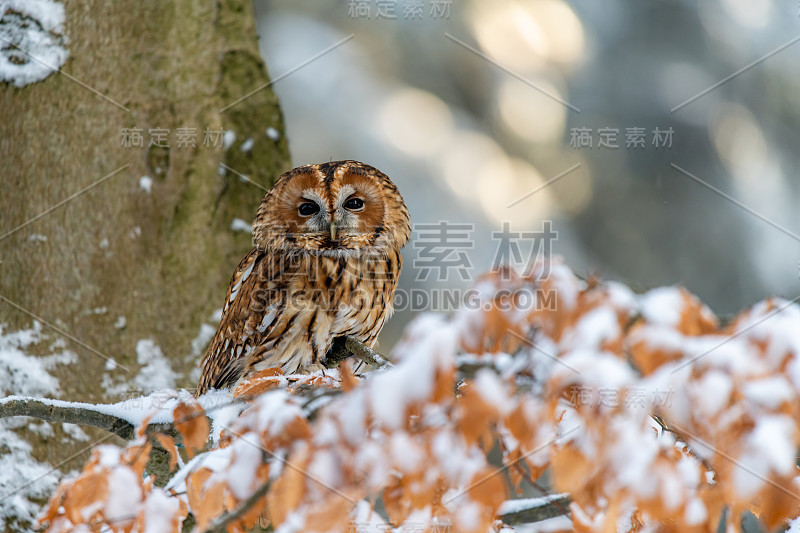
252 160 410 254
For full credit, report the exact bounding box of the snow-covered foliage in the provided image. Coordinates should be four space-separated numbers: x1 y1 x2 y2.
35 260 800 531
0 0 68 87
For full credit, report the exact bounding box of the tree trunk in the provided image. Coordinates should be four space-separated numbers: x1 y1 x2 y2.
0 0 290 403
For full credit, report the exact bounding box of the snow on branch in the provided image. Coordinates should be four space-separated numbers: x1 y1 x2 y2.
497 494 572 525
0 335 381 438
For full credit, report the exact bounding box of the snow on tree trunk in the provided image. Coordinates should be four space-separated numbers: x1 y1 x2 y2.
0 1 290 529
0 0 290 397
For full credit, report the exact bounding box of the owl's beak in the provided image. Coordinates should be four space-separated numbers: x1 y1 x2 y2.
329 221 338 240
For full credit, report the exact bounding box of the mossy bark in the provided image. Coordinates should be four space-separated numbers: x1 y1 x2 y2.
0 0 290 398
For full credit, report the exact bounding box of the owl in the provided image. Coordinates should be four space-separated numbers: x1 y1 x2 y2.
195 160 411 396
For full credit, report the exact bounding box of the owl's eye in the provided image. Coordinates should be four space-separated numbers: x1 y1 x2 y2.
298 202 320 216
343 197 365 211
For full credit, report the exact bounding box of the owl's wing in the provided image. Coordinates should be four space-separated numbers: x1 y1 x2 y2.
196 248 282 395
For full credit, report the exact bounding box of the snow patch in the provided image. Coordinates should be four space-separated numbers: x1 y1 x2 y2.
562 305 620 351
497 494 569 515
0 321 75 396
743 376 794 409
61 422 89 441
639 287 684 327
139 175 153 193
223 130 236 150
104 466 142 523
27 420 53 437
142 488 181 533
0 0 69 87
473 369 511 415
684 497 707 525
190 323 216 357
372 314 457 428
266 126 280 141
0 322 75 530
733 415 797 498
134 339 177 393
0 422 62 530
230 218 253 234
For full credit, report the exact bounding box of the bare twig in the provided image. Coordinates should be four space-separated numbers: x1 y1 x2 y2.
498 494 572 525
204 478 272 532
455 358 503 379
325 335 391 369
510 461 572 518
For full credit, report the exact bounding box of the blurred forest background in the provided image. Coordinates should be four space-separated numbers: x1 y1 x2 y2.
254 0 800 348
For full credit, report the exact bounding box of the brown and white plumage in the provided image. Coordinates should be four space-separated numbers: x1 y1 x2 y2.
196 160 410 395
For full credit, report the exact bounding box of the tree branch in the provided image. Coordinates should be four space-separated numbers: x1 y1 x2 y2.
0 396 200 485
498 494 572 525
326 335 391 369
203 483 568 532
0 337 380 439
0 396 137 440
